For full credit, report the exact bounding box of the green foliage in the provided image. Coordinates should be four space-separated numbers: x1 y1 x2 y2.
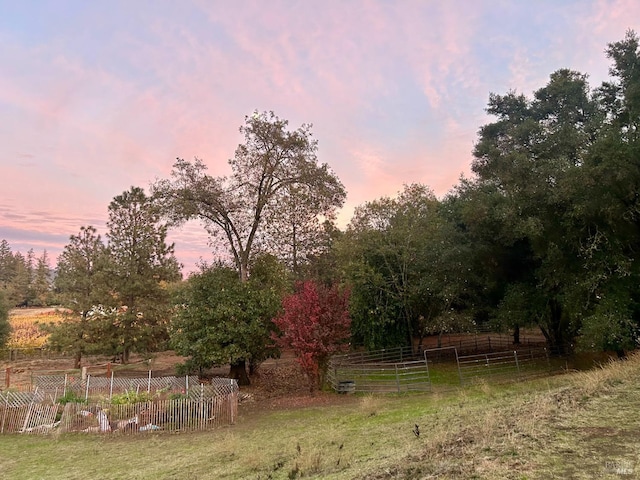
170 264 282 382
57 390 87 405
47 226 110 367
451 31 640 354
0 290 10 347
0 241 52 308
110 390 153 405
105 187 182 363
339 184 469 349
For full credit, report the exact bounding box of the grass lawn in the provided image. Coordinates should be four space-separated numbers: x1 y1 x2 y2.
1 354 640 479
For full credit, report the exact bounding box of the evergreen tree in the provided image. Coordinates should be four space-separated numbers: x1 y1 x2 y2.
0 290 10 348
47 226 110 367
106 187 181 363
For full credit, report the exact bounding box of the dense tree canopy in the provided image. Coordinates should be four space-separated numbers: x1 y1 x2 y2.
339 184 470 349
447 31 640 354
0 240 52 308
170 262 283 384
0 290 10 348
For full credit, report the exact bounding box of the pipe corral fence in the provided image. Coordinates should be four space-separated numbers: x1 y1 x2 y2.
327 342 555 394
0 375 238 435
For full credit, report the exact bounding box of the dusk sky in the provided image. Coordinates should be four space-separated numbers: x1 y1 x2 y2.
1 0 638 273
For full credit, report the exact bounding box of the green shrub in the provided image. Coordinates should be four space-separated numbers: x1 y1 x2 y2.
110 390 153 405
57 390 87 405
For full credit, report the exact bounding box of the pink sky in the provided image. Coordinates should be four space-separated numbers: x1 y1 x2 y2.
1 0 638 273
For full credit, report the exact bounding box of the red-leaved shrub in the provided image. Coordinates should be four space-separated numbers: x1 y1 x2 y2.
272 281 351 391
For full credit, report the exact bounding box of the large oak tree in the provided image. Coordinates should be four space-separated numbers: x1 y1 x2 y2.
153 111 346 282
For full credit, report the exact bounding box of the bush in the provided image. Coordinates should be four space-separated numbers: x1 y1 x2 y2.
58 390 87 405
110 390 153 405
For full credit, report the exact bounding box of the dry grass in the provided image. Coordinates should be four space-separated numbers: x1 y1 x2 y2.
1 352 640 479
7 308 64 348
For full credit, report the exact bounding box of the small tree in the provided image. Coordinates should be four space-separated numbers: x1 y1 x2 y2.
272 281 351 391
47 226 110 367
170 264 282 385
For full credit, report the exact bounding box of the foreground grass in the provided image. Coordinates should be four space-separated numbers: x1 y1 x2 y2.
2 354 640 479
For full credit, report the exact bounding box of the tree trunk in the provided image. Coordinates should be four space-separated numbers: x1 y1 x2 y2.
229 358 250 385
74 350 82 370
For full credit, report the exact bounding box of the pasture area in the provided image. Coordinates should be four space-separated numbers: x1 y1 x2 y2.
4 307 58 350
1 352 639 479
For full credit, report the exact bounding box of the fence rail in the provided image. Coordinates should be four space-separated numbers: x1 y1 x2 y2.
329 343 557 393
327 357 430 393
457 347 550 385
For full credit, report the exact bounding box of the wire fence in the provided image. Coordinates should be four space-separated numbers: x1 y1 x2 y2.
32 373 201 403
418 334 548 356
0 375 239 435
456 347 551 385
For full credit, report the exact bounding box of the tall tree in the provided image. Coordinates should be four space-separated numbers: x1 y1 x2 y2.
153 111 346 281
469 69 600 352
47 226 109 367
341 184 468 349
32 250 52 306
10 252 31 307
0 240 15 293
574 30 640 354
106 187 181 363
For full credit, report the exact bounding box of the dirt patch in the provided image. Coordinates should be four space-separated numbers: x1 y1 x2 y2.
0 350 353 411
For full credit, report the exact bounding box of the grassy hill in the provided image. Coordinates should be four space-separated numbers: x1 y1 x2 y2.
1 353 639 479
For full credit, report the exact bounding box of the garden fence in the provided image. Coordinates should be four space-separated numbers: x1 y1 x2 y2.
0 376 238 435
32 373 200 402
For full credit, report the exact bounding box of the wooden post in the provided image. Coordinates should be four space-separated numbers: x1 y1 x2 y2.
106 362 111 378
5 367 10 388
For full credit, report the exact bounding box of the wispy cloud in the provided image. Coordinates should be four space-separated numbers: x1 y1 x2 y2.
0 0 636 271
